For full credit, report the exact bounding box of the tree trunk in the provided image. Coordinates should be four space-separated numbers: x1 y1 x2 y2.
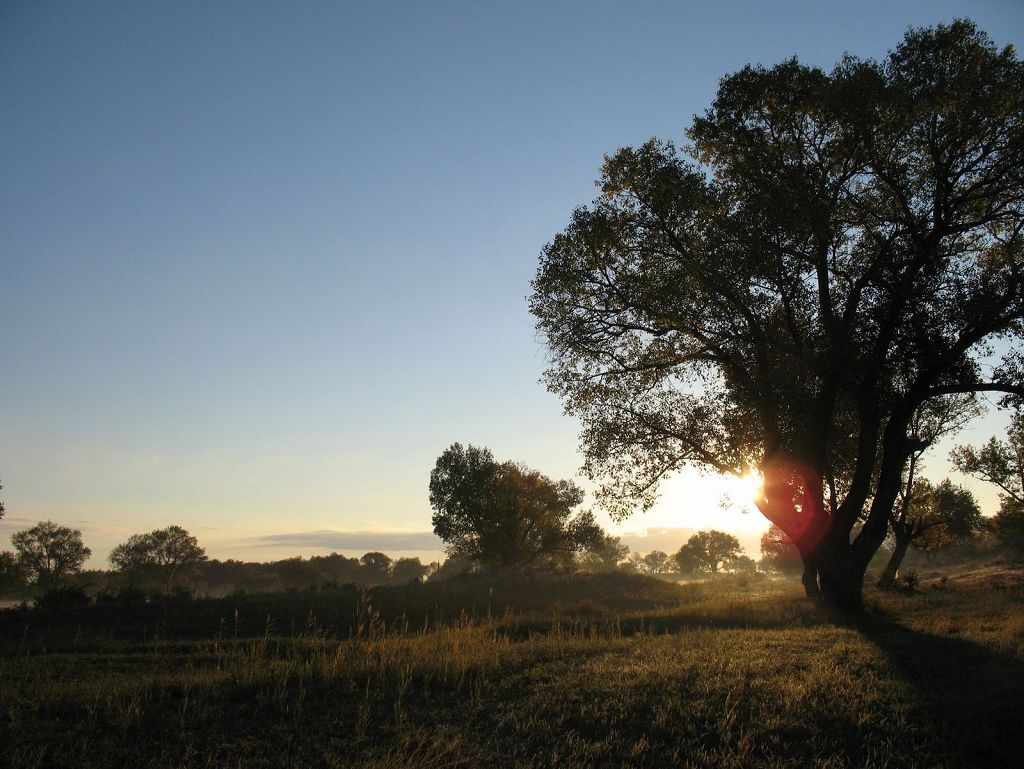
877 536 910 591
800 554 821 601
805 534 868 613
817 556 867 613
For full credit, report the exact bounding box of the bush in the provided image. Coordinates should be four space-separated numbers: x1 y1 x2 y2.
94 588 150 607
34 586 90 611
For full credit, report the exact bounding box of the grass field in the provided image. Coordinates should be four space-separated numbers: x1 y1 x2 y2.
2 572 1022 768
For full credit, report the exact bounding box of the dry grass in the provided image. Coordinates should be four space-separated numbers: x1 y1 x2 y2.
2 572 1021 768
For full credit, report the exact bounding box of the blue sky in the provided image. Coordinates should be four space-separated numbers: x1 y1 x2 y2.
2 1 1022 566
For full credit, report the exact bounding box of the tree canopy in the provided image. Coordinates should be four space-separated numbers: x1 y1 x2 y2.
530 21 1024 609
675 530 743 574
759 524 803 574
11 520 91 590
577 534 630 572
952 412 1024 552
109 525 206 591
429 443 604 569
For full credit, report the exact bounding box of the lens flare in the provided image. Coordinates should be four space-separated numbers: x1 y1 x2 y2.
736 470 764 504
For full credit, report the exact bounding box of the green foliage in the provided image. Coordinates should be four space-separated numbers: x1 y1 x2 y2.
429 443 604 569
675 530 742 574
911 479 985 553
952 412 1024 554
11 520 91 590
994 499 1024 555
530 20 1024 608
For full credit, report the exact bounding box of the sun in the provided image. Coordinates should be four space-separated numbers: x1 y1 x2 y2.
615 467 771 537
733 470 764 506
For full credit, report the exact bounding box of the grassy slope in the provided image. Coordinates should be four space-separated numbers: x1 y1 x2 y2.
2 572 1022 769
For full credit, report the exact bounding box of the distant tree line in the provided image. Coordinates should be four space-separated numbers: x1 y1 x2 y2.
0 521 441 599
2 424 1017 600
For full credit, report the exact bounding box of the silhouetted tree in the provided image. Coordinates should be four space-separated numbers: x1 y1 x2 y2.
391 557 429 583
308 553 362 584
359 552 393 584
877 396 981 588
727 554 758 574
427 556 473 582
530 21 1024 610
11 520 91 590
675 531 742 574
759 524 803 575
642 550 672 574
0 478 5 520
429 443 604 569
877 479 984 588
0 550 25 593
109 525 206 592
952 412 1024 554
273 557 322 591
622 552 645 574
673 545 702 577
577 534 629 571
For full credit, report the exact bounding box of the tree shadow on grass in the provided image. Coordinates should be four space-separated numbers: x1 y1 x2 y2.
852 613 1024 769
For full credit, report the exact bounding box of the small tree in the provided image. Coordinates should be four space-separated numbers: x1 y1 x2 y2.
0 551 26 594
109 525 206 592
12 520 91 591
727 554 758 574
308 553 362 584
642 550 672 574
676 530 742 575
759 524 803 575
878 479 984 587
429 443 603 569
577 534 629 571
391 557 429 583
673 545 702 577
359 552 393 584
952 412 1024 555
427 556 473 582
274 557 321 591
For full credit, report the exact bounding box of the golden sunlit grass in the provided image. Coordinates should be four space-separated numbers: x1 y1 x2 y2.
2 573 1022 768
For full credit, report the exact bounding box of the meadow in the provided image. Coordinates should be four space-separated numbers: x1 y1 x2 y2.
2 571 1022 769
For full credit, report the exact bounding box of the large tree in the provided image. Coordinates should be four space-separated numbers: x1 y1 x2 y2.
429 443 604 569
12 520 91 591
530 21 1024 610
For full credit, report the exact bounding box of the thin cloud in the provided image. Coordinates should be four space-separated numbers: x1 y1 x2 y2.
249 530 442 551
